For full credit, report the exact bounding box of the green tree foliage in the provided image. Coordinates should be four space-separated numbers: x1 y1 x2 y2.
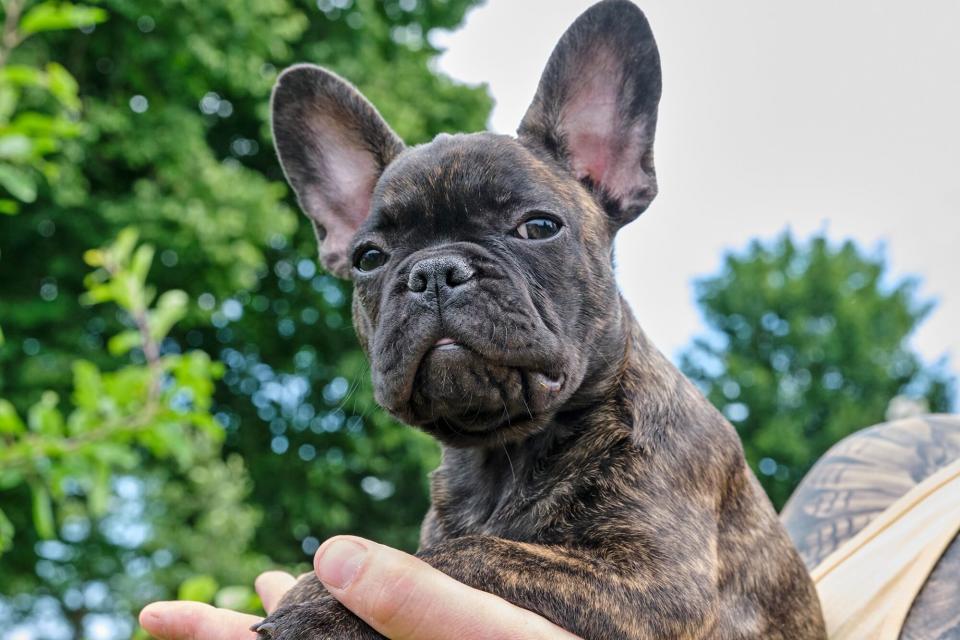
1 0 490 637
681 233 955 508
0 0 106 214
0 229 223 547
1 230 264 637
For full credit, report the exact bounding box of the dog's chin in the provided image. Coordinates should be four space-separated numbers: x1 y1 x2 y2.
402 343 566 447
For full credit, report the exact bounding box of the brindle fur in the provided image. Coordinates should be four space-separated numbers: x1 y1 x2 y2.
259 1 825 638
782 415 960 639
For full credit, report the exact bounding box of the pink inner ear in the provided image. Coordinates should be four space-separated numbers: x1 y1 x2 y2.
303 113 378 276
560 53 652 202
562 49 619 185
569 129 612 186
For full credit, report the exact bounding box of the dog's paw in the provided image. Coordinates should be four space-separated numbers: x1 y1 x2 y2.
251 601 383 640
250 606 299 640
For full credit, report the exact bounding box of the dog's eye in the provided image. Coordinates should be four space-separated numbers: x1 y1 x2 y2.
514 216 562 240
355 247 388 272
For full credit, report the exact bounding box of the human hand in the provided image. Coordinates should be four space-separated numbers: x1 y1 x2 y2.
140 535 579 640
139 570 297 640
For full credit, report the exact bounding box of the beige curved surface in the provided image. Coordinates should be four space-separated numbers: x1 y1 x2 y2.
782 415 960 639
811 455 960 639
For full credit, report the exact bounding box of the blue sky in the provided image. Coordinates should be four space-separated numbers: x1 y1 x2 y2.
435 0 960 391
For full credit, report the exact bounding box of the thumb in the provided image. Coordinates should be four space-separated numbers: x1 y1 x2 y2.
314 536 578 640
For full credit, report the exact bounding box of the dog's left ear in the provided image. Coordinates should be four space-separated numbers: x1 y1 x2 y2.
519 0 662 230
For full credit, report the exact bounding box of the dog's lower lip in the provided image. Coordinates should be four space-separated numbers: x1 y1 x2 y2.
532 371 564 392
433 337 460 351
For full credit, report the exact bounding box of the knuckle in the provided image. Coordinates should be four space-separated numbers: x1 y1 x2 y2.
364 563 427 635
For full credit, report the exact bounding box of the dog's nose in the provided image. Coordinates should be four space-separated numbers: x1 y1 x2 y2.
407 255 475 295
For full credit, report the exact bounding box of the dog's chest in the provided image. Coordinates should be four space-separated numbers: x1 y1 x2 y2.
432 480 572 544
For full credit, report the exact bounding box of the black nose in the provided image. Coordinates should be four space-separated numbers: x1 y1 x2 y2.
407 255 475 294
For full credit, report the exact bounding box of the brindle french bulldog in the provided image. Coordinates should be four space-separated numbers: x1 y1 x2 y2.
256 1 826 637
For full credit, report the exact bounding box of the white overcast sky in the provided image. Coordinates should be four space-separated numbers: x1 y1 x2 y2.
435 0 960 388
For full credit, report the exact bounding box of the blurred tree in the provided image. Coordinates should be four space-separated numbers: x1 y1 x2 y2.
0 0 490 637
0 229 267 638
681 233 955 508
0 0 106 215
0 229 223 549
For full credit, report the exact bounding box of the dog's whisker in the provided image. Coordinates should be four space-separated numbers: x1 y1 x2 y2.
501 441 517 485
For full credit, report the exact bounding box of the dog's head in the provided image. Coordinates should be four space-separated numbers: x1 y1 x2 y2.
271 0 661 447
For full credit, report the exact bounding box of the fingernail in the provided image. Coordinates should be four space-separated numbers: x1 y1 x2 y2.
316 538 367 590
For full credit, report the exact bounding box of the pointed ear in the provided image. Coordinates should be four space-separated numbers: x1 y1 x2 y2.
271 64 404 278
518 0 662 230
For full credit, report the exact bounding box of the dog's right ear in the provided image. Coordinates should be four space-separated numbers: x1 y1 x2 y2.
271 65 404 279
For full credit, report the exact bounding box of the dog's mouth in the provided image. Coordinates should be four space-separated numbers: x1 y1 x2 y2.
401 336 567 445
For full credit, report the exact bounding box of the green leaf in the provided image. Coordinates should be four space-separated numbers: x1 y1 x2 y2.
0 508 14 554
45 63 80 111
110 227 140 265
79 282 114 306
29 481 56 539
0 468 24 490
0 164 37 202
0 399 25 435
0 84 19 122
130 244 155 284
28 391 64 436
0 135 33 161
178 575 219 603
82 248 104 267
72 360 103 410
20 2 109 35
87 462 110 516
90 442 138 468
0 65 44 87
0 198 20 214
107 330 141 356
9 112 82 138
150 290 188 340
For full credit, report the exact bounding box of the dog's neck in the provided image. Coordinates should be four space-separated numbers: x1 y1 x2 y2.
427 298 709 540
570 296 688 427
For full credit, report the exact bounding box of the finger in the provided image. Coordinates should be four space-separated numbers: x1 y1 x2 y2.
139 601 262 640
254 571 297 614
314 536 580 640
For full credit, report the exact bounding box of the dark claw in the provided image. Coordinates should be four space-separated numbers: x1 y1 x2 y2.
251 621 277 637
